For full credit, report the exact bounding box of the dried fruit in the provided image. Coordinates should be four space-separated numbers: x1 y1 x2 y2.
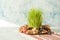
38 24 51 35
27 27 33 30
32 28 38 34
18 25 27 33
26 30 33 34
18 24 51 35
47 30 51 35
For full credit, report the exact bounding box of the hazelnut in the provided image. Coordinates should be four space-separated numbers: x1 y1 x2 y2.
26 30 33 34
32 28 38 34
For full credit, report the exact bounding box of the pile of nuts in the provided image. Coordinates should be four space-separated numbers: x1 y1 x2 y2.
18 24 51 35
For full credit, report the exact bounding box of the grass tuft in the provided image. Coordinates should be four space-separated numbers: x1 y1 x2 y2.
27 8 42 28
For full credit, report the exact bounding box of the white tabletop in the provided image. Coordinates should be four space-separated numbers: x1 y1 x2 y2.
0 19 36 40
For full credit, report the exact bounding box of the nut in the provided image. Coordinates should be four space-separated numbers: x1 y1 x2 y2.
32 28 38 34
26 30 33 34
18 26 27 33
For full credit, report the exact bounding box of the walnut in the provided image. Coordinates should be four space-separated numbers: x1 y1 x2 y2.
38 24 51 35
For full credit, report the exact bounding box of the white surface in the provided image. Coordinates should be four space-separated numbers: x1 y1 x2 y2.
0 19 36 40
0 28 36 40
0 19 18 27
